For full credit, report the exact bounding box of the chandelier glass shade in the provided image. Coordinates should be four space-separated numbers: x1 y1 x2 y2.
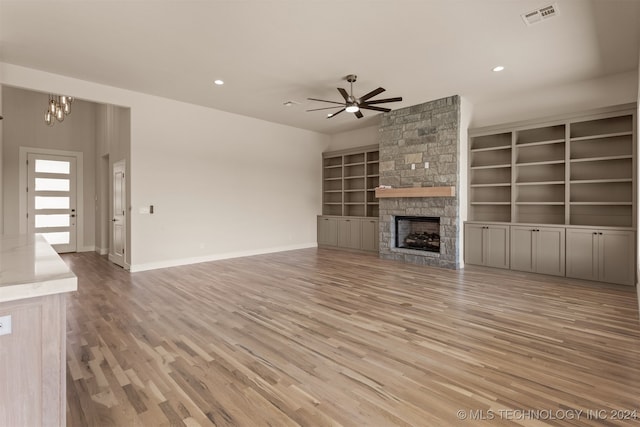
44 94 74 126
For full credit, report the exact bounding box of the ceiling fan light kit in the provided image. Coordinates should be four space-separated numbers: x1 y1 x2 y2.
307 74 402 119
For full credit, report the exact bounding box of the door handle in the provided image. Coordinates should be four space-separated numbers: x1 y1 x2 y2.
112 218 117 222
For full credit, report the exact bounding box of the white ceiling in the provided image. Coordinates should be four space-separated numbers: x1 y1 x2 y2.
1 0 639 134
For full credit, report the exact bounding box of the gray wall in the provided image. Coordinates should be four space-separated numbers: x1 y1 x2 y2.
2 87 97 250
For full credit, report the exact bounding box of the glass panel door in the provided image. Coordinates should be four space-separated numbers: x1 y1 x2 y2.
27 153 77 253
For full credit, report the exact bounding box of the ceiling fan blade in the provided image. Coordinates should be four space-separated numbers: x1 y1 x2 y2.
327 108 345 118
360 105 391 113
306 106 346 112
337 88 350 102
307 97 345 105
362 97 403 105
359 87 385 102
355 110 364 119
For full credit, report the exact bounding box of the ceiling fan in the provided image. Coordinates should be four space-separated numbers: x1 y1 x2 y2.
307 74 402 119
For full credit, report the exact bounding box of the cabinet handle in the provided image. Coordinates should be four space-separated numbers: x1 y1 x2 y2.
593 232 598 235
599 232 603 235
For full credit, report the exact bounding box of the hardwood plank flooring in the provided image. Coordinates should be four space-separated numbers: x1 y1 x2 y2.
62 249 640 426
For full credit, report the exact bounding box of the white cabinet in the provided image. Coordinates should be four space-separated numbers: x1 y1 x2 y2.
464 223 510 269
566 228 635 285
510 226 565 276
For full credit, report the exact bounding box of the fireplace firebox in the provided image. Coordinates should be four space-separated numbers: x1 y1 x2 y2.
394 216 440 253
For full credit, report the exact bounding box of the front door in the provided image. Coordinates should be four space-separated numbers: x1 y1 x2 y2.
110 160 126 267
27 153 77 253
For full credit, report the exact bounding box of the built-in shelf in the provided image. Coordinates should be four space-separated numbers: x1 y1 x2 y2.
570 131 633 142
469 106 635 227
375 186 456 198
516 159 565 167
471 202 511 205
471 183 511 187
323 145 379 217
516 181 564 186
470 145 511 153
515 139 565 148
470 164 511 170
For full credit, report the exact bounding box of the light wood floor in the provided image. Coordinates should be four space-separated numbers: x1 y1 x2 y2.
63 249 640 426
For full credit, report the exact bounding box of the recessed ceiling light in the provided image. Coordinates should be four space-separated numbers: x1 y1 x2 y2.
214 79 224 85
492 66 505 72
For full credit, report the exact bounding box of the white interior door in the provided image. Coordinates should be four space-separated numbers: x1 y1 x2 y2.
110 160 126 267
27 153 77 253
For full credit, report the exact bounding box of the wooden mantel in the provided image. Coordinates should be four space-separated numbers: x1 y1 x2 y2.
375 186 456 198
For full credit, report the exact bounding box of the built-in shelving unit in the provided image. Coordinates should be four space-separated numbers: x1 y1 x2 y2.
466 105 636 286
323 144 379 217
468 106 636 228
469 131 512 222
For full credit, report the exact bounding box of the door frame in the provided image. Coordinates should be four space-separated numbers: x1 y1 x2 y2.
109 159 127 268
19 147 84 250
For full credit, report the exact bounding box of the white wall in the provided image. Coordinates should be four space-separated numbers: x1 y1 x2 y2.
637 51 640 311
0 62 330 271
2 87 96 250
472 70 638 128
0 85 3 234
458 97 473 268
327 125 379 152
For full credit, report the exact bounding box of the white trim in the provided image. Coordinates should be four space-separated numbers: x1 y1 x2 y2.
130 243 318 272
96 247 109 255
19 147 84 251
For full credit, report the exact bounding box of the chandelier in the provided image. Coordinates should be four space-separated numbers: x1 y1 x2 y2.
44 95 74 126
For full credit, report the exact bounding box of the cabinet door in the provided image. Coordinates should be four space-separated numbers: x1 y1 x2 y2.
566 228 597 281
485 225 510 269
599 230 635 285
510 227 534 273
361 219 379 252
337 218 361 249
536 227 565 277
464 224 485 266
317 217 338 246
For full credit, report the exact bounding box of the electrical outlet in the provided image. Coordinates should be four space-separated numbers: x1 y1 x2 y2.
411 163 416 170
424 162 429 169
0 315 12 336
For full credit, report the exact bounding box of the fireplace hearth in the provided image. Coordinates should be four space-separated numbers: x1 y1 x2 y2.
395 216 440 253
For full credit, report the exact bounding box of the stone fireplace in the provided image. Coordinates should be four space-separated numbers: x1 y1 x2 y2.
378 96 461 269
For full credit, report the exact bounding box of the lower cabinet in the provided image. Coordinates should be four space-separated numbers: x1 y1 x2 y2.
464 223 510 269
337 218 361 249
317 216 378 252
565 228 635 286
465 222 635 286
510 226 565 276
317 216 338 246
361 218 380 252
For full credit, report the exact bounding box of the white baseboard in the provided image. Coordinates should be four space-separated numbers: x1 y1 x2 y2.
96 247 109 255
129 243 318 273
78 245 96 253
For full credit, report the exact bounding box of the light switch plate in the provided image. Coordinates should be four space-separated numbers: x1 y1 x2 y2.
0 315 12 336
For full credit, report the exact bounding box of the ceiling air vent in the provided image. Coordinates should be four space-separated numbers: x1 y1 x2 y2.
521 3 559 26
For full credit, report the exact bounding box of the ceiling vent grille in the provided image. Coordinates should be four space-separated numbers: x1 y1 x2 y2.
521 3 559 26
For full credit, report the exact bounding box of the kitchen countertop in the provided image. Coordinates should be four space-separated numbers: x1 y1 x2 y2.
0 234 77 304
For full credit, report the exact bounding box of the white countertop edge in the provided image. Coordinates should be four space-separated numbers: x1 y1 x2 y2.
0 276 78 304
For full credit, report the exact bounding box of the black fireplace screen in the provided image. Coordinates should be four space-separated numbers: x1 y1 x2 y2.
394 216 440 253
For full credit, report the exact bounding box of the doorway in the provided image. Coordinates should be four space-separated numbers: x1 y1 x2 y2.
22 148 83 253
109 160 126 267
